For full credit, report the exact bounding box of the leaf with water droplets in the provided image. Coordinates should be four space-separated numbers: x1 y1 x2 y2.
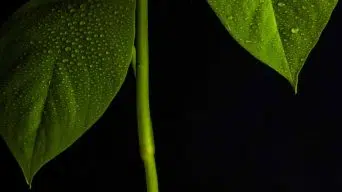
207 0 338 93
0 0 135 187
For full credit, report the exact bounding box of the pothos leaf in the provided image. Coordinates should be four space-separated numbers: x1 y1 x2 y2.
0 0 135 187
207 0 338 93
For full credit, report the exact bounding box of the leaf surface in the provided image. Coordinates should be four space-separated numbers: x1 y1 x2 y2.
207 0 338 92
0 0 135 186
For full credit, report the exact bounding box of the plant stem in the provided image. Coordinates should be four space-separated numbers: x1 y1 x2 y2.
136 0 159 192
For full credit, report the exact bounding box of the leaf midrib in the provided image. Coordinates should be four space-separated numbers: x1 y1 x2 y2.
269 1 294 83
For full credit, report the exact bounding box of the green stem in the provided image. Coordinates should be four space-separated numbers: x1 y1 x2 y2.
136 0 159 192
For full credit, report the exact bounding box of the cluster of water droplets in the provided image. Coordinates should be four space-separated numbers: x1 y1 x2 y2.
1 0 135 134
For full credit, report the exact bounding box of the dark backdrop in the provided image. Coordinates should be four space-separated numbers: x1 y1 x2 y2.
0 0 341 191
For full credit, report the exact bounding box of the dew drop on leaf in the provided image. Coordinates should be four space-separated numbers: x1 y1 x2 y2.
291 28 299 33
277 2 285 7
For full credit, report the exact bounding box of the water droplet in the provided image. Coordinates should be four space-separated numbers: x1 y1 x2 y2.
291 28 299 33
277 2 285 7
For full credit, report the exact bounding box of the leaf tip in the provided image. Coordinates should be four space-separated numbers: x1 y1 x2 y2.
294 84 299 95
25 175 33 190
21 163 35 190
289 77 299 95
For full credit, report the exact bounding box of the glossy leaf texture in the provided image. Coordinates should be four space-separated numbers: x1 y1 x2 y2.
0 0 135 186
207 0 338 93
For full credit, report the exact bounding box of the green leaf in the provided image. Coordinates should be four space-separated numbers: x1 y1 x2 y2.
0 0 135 187
207 0 338 93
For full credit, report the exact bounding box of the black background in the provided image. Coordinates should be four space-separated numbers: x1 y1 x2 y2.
1 0 342 191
